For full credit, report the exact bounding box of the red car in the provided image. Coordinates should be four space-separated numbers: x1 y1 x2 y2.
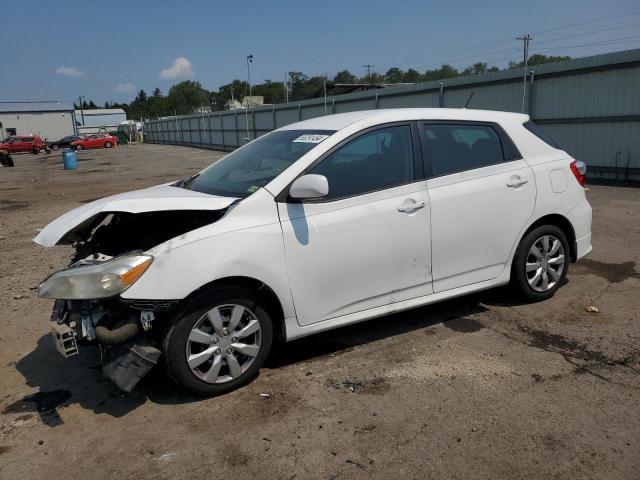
71 134 118 150
0 135 45 154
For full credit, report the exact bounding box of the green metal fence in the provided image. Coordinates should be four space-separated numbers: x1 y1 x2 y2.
144 49 640 183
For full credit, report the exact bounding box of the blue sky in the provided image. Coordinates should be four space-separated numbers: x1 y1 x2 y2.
1 0 639 105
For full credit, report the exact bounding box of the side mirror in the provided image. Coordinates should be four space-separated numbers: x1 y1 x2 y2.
289 174 329 200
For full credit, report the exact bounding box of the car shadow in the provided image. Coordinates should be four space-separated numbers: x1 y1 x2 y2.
6 286 518 424
5 335 199 426
266 290 492 368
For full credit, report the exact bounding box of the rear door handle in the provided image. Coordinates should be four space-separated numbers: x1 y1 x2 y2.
398 199 426 213
506 176 528 188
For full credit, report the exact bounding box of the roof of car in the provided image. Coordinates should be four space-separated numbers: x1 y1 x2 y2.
277 108 529 131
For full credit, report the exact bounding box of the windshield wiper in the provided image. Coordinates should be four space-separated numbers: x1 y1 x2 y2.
173 173 200 189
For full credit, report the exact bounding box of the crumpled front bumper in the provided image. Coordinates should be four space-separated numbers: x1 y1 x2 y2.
49 298 162 392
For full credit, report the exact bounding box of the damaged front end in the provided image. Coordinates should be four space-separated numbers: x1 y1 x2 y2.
37 189 235 391
50 296 167 392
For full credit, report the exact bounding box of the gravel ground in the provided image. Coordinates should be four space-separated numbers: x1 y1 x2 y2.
0 144 639 480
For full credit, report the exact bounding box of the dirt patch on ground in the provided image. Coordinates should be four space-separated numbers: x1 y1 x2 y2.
326 376 390 394
0 199 29 211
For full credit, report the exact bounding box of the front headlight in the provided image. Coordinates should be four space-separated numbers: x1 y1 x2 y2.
39 255 153 300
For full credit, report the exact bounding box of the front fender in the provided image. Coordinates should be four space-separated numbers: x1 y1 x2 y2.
121 190 295 319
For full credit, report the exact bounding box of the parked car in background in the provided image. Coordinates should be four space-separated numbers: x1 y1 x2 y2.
0 135 45 154
35 108 592 396
71 133 118 150
47 135 84 151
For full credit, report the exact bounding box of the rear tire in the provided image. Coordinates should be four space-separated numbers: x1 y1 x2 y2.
76 144 84 150
511 225 570 301
162 286 273 396
52 144 60 151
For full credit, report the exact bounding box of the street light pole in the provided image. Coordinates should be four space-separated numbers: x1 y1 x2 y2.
245 54 253 142
246 54 254 105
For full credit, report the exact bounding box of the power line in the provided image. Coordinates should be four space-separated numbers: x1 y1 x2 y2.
532 35 640 53
531 8 640 36
373 8 640 72
389 45 521 72
534 21 640 46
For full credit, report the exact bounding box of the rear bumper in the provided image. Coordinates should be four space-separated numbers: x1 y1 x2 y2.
575 233 592 260
566 197 592 261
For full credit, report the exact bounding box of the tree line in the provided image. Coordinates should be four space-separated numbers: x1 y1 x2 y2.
84 54 569 121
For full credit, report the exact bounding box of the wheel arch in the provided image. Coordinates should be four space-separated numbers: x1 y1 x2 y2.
520 214 577 262
182 276 287 342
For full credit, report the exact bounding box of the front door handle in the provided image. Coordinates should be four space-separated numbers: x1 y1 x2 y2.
398 199 426 213
506 175 529 188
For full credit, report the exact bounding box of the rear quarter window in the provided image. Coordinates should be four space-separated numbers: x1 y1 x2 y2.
523 121 559 148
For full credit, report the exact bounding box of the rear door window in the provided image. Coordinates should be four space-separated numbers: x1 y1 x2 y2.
421 123 505 177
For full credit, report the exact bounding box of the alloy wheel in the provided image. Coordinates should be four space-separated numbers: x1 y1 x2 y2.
525 234 565 292
185 304 262 384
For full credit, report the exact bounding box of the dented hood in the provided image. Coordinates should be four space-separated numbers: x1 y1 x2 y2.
34 184 239 247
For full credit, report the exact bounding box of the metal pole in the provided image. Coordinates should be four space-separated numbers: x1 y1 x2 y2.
517 34 531 113
527 70 535 116
324 79 327 114
245 54 253 141
284 74 289 103
245 105 250 142
246 54 253 103
78 96 85 125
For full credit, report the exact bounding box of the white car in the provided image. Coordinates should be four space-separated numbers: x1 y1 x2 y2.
35 108 592 395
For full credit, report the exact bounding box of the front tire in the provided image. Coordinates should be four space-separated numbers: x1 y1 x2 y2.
52 144 60 151
104 141 113 148
511 225 569 301
162 286 273 396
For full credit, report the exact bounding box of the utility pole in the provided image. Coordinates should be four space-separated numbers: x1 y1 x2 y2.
517 34 531 113
78 96 85 125
363 64 375 84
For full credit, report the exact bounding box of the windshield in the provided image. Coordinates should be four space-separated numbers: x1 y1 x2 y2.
185 129 335 197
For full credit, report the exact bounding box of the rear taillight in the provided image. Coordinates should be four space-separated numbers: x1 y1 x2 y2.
570 160 586 187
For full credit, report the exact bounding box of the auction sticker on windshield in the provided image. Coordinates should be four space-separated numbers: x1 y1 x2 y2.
292 134 329 143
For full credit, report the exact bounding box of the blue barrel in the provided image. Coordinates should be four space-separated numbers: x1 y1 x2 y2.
62 150 77 170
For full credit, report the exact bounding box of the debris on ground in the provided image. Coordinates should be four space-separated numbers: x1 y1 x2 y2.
345 459 366 469
259 393 271 399
585 305 599 313
326 377 386 393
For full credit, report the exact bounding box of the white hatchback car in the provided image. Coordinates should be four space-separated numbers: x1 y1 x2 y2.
36 108 592 395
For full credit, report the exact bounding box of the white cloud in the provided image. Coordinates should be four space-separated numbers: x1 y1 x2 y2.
55 66 84 78
115 82 136 93
159 57 194 80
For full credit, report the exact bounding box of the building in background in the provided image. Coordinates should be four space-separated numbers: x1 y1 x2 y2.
75 108 127 134
224 96 266 110
0 102 76 141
